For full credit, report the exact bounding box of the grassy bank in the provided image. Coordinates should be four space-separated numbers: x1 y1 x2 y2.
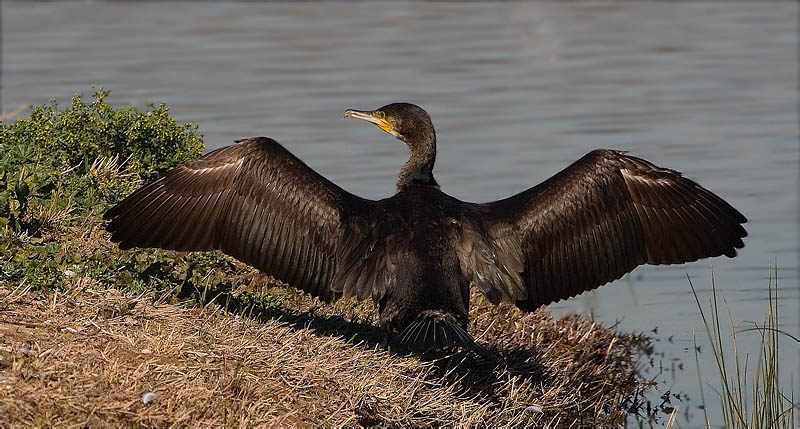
0 91 656 425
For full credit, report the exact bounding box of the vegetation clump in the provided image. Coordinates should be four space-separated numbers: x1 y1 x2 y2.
0 90 245 300
0 91 657 426
689 269 797 429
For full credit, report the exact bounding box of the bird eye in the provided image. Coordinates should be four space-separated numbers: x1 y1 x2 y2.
374 111 385 120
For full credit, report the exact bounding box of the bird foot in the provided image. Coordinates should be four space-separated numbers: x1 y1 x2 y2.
380 332 391 351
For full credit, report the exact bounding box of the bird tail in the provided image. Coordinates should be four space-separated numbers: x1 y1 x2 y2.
397 310 484 354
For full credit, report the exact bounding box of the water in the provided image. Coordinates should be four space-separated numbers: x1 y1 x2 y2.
3 3 797 425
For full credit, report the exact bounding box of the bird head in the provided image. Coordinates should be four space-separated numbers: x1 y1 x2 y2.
344 103 435 148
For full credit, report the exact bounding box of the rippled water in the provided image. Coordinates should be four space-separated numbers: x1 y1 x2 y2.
3 2 797 425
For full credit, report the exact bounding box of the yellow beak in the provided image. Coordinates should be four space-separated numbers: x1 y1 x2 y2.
344 109 392 133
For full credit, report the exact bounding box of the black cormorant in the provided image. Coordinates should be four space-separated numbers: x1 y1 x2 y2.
104 103 747 352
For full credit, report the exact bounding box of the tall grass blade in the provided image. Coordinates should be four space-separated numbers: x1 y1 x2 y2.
690 265 796 428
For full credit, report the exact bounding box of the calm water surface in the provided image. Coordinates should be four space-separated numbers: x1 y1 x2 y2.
3 3 797 426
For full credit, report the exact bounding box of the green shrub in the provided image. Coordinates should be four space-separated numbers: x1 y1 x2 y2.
0 89 204 232
2 89 203 178
0 90 277 310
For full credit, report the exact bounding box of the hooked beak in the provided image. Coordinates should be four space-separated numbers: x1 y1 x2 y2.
344 109 392 134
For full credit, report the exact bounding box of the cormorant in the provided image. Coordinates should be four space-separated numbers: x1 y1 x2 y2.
104 103 747 352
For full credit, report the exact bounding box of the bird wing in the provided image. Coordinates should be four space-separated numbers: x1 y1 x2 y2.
104 137 394 303
468 149 747 311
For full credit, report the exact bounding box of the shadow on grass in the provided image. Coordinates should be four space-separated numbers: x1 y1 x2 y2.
178 279 550 407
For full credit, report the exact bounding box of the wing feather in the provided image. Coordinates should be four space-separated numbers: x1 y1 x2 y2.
105 137 392 303
468 149 746 311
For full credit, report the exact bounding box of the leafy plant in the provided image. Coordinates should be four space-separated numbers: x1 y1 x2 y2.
0 89 282 312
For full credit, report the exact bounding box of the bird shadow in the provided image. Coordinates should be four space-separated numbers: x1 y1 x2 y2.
180 281 548 405
416 345 547 407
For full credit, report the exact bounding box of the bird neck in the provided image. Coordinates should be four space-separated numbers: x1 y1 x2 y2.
397 135 438 192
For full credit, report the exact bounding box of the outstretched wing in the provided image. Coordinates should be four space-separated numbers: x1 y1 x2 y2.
105 137 394 303
470 149 747 311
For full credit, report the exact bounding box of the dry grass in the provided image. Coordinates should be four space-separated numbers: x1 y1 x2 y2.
0 279 653 427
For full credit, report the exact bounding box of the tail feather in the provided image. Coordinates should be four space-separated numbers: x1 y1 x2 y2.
397 311 484 354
